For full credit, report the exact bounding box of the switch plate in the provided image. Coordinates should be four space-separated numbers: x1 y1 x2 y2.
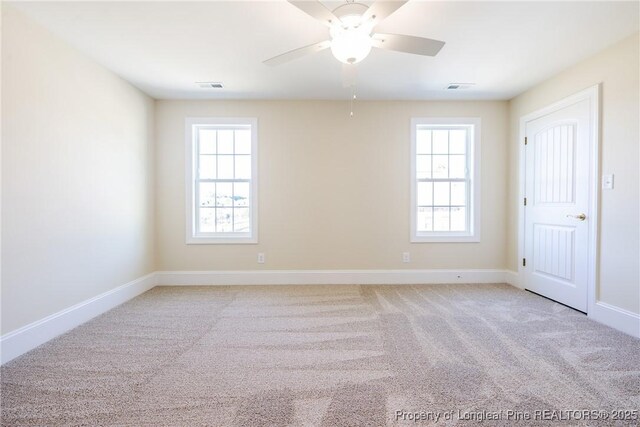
402 252 410 263
602 174 614 190
257 253 265 264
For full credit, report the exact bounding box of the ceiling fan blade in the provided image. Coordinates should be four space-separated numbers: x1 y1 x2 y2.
263 40 331 66
341 63 358 88
362 1 408 27
287 1 341 27
372 33 445 56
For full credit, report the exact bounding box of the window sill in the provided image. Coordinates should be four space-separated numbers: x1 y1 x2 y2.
411 234 480 243
186 236 258 245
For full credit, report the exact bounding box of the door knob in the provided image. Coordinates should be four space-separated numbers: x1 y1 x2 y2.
566 213 586 221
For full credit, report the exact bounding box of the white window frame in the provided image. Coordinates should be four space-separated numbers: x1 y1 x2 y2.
185 117 258 244
410 117 481 243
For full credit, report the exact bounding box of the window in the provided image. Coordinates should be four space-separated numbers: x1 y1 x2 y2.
186 117 257 244
410 118 480 242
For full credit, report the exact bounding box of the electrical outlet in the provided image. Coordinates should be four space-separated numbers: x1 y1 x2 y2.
402 252 410 263
257 253 265 264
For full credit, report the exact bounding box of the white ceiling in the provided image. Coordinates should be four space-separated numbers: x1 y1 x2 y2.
10 1 639 100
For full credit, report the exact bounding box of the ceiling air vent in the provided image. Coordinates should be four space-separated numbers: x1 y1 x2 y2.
197 82 224 89
447 83 475 90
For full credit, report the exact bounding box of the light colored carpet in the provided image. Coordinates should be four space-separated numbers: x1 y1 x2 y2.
1 284 639 426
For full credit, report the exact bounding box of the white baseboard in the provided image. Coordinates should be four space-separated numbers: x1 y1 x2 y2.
589 301 640 338
155 269 508 286
0 273 157 365
504 270 522 289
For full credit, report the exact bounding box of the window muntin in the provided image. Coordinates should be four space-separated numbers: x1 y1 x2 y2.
186 118 257 244
411 118 480 242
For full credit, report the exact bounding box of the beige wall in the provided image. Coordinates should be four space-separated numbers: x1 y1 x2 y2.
156 100 508 271
508 33 640 314
1 6 156 334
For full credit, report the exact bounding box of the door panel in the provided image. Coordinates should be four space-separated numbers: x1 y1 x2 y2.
524 99 591 312
533 224 574 282
533 124 576 204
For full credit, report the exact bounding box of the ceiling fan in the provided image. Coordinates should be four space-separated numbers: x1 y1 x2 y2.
264 0 445 66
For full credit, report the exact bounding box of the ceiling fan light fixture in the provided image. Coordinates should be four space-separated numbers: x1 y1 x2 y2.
330 27 372 64
263 1 446 68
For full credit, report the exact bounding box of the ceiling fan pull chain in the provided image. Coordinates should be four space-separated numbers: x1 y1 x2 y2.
350 86 357 117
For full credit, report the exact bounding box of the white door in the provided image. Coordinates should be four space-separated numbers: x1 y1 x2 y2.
524 98 592 312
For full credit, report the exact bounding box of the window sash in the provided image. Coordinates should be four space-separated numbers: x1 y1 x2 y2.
415 189 471 233
195 127 252 237
415 126 471 234
194 184 252 235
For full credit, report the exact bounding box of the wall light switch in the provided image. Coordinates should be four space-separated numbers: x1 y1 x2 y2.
257 253 265 264
602 174 614 190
